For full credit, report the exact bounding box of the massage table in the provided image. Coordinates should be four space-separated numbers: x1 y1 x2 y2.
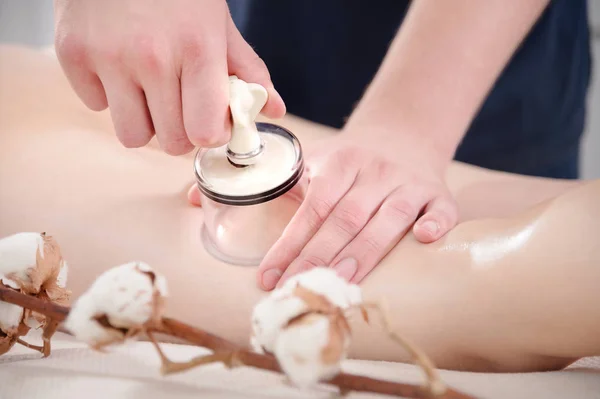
0 331 598 399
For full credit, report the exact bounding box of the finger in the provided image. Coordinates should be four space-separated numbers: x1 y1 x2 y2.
141 67 194 156
413 195 459 243
187 183 202 207
54 35 108 111
100 72 154 148
226 14 285 119
277 183 387 287
287 172 310 201
330 187 431 283
181 39 230 148
257 163 359 290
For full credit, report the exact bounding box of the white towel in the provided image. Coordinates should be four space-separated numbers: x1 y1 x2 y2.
0 332 599 399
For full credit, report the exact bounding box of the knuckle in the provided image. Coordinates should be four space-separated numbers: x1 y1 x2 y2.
246 52 269 77
428 195 458 223
362 235 383 255
429 207 455 231
297 254 327 271
242 47 265 66
442 198 459 220
369 159 397 181
446 208 459 226
184 104 230 147
94 43 123 65
162 135 194 156
332 202 368 237
131 35 168 73
117 128 150 148
187 128 228 148
335 146 361 164
305 196 336 229
55 32 86 62
179 34 209 64
383 198 418 223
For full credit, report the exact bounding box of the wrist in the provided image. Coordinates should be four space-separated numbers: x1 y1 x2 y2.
342 108 459 169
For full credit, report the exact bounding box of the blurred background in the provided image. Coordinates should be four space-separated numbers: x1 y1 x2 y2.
1 0 598 178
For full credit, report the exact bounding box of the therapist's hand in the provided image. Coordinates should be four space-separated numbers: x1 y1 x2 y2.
53 0 285 155
257 131 458 290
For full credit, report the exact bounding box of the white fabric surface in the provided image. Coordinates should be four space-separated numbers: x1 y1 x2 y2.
0 332 599 399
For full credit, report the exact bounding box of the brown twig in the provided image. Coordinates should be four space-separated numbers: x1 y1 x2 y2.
0 287 69 321
16 338 44 352
0 286 477 399
154 318 239 352
358 301 446 396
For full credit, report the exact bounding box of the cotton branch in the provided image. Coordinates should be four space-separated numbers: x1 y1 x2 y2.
0 287 473 399
0 285 476 399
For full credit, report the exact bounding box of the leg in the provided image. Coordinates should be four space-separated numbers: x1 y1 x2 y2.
355 179 600 371
1 45 598 372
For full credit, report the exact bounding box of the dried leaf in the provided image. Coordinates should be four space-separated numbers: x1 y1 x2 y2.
134 263 167 327
16 313 31 336
292 284 336 314
360 305 370 324
93 314 129 336
286 311 317 329
0 331 18 356
285 286 352 366
88 313 130 350
321 311 351 365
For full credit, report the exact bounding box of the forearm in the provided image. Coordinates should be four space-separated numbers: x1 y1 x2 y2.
347 0 550 160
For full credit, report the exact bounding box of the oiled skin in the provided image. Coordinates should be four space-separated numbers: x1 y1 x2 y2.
0 45 598 372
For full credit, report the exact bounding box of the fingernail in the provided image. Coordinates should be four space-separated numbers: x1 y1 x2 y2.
419 220 439 235
332 258 358 281
261 269 282 289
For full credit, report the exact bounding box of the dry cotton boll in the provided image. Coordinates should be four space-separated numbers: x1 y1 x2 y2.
280 267 362 309
251 288 308 354
0 232 70 355
65 262 167 349
275 310 351 388
251 267 360 354
0 284 27 355
251 267 360 388
0 232 69 303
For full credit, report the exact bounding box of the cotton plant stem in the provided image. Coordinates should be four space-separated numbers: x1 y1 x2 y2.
41 319 60 357
360 301 446 396
16 338 44 352
0 287 69 321
145 329 241 374
154 318 240 352
0 286 476 399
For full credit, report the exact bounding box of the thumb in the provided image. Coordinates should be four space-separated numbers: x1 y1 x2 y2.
187 183 203 207
226 14 286 119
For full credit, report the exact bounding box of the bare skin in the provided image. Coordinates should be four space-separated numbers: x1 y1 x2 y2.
53 0 557 288
0 45 598 373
